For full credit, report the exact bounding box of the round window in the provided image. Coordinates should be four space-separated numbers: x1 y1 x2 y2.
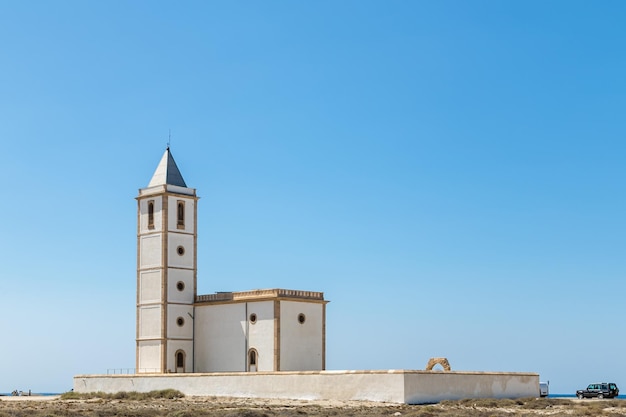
176 281 185 291
176 317 185 327
298 313 306 324
177 246 185 256
250 313 257 324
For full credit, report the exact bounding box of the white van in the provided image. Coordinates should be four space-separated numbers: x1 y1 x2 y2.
539 381 549 397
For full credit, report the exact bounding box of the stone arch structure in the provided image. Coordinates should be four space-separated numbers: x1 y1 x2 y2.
425 357 451 371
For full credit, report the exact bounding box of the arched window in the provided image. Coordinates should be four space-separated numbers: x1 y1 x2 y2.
177 201 185 229
175 350 185 372
148 201 155 229
248 348 258 372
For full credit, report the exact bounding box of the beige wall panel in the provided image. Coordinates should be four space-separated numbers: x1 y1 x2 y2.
167 269 195 304
137 341 161 373
139 270 162 304
140 235 162 268
139 306 162 339
167 304 194 339
167 234 194 268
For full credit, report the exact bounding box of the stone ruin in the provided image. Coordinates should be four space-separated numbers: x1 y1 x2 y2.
425 357 451 371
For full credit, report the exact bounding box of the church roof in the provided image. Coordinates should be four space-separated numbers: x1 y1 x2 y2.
195 288 327 305
148 147 187 187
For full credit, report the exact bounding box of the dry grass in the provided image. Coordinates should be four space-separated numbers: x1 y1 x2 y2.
2 395 626 417
60 389 185 401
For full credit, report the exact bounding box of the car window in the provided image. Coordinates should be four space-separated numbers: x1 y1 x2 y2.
588 384 594 390
602 384 608 390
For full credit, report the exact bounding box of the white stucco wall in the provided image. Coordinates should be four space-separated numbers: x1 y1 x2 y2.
192 299 325 372
74 370 539 404
403 371 539 403
194 303 247 372
280 301 323 371
247 301 275 371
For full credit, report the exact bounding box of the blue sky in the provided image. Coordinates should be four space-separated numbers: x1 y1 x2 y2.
1 1 625 395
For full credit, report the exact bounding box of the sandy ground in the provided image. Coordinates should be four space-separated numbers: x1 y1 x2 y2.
1 395 61 401
0 395 394 407
1 394 624 417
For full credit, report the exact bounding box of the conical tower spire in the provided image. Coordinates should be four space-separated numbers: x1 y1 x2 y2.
148 147 187 187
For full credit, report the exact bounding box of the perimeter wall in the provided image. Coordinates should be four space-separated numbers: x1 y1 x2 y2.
74 370 539 404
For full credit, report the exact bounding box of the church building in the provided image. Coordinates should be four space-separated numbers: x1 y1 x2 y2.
136 148 328 374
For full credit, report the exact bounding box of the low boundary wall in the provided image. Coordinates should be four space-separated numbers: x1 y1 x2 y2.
74 370 539 404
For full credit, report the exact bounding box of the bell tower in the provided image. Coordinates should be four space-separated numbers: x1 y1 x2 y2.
136 148 197 373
